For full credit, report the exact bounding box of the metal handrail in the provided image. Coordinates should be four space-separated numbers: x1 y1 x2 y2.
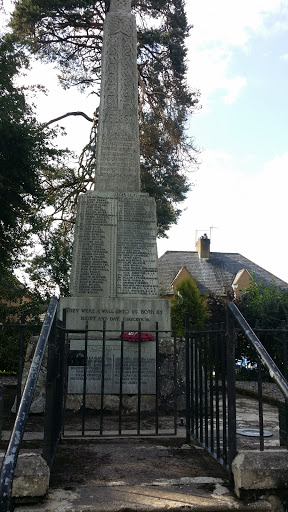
227 302 288 400
0 296 58 512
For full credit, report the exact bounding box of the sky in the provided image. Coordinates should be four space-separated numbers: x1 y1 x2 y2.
157 0 288 284
2 0 288 284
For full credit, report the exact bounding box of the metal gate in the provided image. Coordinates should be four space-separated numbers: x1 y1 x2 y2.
47 314 183 438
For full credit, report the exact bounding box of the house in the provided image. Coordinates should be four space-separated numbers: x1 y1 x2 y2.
158 235 288 300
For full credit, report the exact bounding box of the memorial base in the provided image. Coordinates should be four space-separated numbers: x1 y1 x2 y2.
58 296 171 336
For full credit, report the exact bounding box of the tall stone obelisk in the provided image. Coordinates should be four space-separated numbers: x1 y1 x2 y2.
59 0 170 336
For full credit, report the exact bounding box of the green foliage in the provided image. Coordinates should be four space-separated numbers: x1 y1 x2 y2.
237 277 288 327
236 277 288 373
0 38 65 272
171 277 207 337
206 293 231 325
0 269 43 372
1 0 200 294
26 222 73 299
8 0 199 236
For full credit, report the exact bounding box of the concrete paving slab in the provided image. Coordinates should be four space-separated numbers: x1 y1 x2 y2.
14 478 272 512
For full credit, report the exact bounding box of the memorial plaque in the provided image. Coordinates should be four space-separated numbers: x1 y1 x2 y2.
70 194 117 296
67 339 156 394
117 193 158 296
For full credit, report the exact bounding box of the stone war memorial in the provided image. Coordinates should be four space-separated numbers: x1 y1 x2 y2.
58 0 171 398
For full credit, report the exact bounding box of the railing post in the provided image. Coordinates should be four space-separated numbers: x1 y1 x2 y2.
226 305 237 472
16 312 26 413
43 316 65 467
0 296 58 512
185 312 191 443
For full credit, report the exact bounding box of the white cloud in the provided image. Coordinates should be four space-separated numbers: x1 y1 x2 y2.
185 0 284 107
280 53 288 60
157 150 288 283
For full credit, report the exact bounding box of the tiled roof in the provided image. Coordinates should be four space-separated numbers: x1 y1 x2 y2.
158 251 288 296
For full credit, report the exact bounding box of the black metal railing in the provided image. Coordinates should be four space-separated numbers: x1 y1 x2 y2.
185 320 231 468
60 316 180 437
0 316 41 413
185 302 288 474
0 297 58 512
228 302 288 451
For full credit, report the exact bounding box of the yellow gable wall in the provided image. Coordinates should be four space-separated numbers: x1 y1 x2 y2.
232 269 251 299
172 267 193 292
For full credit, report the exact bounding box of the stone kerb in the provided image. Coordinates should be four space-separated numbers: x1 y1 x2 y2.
0 452 49 501
232 450 288 499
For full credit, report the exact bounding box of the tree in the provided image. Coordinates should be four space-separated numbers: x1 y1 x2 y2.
8 0 200 235
171 277 207 337
0 38 66 273
236 277 288 372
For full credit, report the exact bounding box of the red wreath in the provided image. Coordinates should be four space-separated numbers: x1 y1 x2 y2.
120 332 154 342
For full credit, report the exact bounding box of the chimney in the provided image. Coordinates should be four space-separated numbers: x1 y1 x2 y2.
196 234 210 259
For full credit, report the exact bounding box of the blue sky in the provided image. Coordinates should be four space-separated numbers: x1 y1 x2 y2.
158 1 288 284
2 0 288 284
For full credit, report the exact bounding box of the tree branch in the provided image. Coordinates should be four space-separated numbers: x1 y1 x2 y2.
44 111 93 126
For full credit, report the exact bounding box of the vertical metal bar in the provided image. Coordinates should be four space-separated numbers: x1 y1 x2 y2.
62 329 69 437
185 312 191 443
204 330 209 446
16 312 26 413
220 322 227 463
282 323 288 449
199 331 203 443
155 322 159 435
43 317 65 468
61 310 68 437
100 320 106 435
190 332 195 437
226 306 237 471
214 328 220 459
209 331 214 453
257 355 264 451
282 322 287 381
118 321 124 435
137 322 142 435
81 321 88 436
173 329 177 435
195 331 199 438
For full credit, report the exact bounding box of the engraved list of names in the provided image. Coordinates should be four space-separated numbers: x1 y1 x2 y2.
70 195 117 296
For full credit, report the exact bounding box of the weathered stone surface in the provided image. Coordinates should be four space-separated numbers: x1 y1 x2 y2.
94 1 140 192
69 192 159 299
59 296 170 335
67 338 156 394
0 453 49 499
232 450 288 498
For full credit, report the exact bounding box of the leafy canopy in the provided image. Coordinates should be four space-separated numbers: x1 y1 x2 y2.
0 38 63 272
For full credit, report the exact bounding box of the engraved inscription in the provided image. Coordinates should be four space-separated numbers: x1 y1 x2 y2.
95 10 140 192
70 196 117 296
117 194 158 296
68 339 156 394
